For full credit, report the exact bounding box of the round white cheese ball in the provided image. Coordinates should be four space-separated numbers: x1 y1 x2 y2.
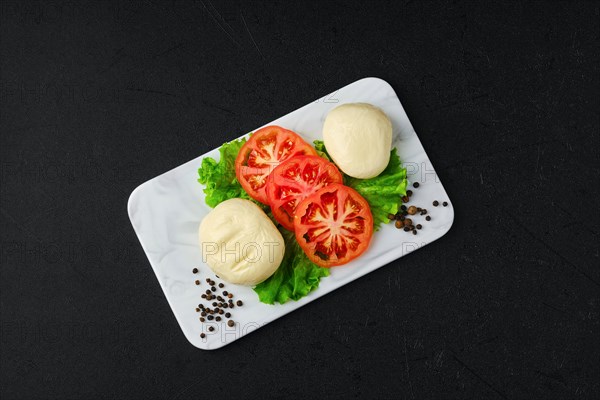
199 198 285 286
323 103 392 179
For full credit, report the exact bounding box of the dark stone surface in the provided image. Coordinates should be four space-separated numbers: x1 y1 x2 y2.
1 1 598 399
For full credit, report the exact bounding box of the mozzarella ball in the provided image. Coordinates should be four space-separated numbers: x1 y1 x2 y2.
199 199 285 286
323 103 392 179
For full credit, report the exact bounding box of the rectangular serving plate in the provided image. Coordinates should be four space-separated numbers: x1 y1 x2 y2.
128 77 454 349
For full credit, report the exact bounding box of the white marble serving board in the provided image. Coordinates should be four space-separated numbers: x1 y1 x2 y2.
128 77 454 350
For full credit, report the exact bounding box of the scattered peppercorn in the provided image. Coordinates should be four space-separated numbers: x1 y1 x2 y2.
413 182 420 188
236 300 243 306
201 312 207 317
402 195 409 203
218 283 224 288
200 317 205 322
426 216 431 221
211 286 216 292
228 293 233 299
387 213 396 220
443 201 448 207
412 230 417 235
395 220 403 229
195 307 200 312
407 206 417 215
225 312 231 318
404 218 413 226
403 226 411 232
223 291 228 296
433 200 439 206
216 316 221 322
192 268 198 274
401 205 407 211
195 280 200 285
416 224 422 230
406 190 413 197
207 315 214 321
208 326 215 332
227 320 235 327
200 333 206 338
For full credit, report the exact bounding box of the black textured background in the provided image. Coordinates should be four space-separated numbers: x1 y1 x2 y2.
1 1 599 399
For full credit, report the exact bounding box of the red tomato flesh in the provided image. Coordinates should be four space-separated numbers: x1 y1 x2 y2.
235 126 317 204
266 156 343 231
294 183 373 267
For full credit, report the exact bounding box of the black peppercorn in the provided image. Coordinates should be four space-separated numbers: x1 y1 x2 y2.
426 216 431 221
218 283 224 288
195 280 200 285
236 300 243 306
208 326 215 332
227 320 235 327
200 333 206 338
443 201 448 207
406 190 413 197
413 182 420 188
225 312 231 318
192 268 198 274
433 200 439 206
416 224 422 230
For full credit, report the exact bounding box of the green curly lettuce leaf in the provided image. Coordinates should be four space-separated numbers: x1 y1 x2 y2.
314 140 408 229
197 138 257 208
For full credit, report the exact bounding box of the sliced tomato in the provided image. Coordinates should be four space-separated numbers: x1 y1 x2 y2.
266 156 343 231
294 183 373 267
235 126 317 204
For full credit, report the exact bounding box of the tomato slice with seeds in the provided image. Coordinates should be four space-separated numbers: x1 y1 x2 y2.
235 126 317 204
266 156 343 231
294 183 373 267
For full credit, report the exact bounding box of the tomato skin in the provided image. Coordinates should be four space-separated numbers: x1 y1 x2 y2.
266 156 343 231
235 126 317 204
294 183 373 267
